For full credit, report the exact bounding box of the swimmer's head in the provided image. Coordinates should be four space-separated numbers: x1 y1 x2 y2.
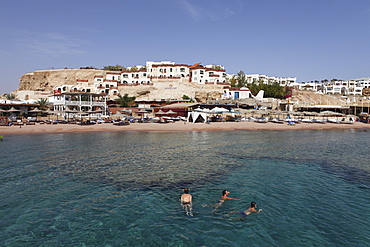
183 188 190 194
222 190 229 196
251 202 257 208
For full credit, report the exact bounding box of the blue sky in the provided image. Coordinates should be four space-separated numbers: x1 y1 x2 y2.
1 0 370 94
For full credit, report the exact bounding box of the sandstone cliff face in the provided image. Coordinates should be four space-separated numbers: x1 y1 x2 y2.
194 91 223 102
18 69 104 91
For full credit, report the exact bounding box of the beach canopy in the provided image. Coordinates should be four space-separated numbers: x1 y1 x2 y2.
194 107 211 113
210 107 229 113
187 112 207 123
166 110 176 114
9 107 20 112
137 109 149 113
155 110 167 115
320 110 344 116
29 107 43 113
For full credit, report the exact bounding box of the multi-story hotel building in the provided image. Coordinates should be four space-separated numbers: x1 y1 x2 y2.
52 61 228 99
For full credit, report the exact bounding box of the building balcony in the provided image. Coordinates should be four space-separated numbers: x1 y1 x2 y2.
53 100 106 107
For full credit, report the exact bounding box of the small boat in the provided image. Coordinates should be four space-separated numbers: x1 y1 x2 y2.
113 121 130 126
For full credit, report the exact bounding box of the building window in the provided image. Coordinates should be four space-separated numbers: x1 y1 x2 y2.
180 68 185 72
200 70 204 74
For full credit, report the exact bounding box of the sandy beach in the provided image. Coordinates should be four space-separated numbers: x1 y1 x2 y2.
1 121 369 135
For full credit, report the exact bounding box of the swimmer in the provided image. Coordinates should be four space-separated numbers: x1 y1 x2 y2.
180 188 193 216
229 201 263 218
213 190 240 212
219 190 240 202
241 201 262 215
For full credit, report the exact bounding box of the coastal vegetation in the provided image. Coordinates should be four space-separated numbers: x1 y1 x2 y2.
103 65 146 71
36 98 49 110
103 65 125 71
5 93 16 100
115 94 136 107
182 95 194 102
229 71 292 99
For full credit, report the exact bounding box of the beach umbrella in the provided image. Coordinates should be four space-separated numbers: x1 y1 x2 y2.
155 110 167 115
119 108 132 113
137 109 149 113
166 110 177 115
9 107 20 112
29 107 43 113
112 111 126 119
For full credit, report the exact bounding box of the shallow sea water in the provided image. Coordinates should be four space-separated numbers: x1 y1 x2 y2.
0 129 369 246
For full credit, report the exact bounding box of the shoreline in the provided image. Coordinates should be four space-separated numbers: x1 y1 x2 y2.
1 121 369 135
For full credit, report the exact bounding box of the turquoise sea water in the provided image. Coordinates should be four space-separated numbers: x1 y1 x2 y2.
1 129 369 246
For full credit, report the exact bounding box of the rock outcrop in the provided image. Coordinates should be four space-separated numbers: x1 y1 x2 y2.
18 69 103 92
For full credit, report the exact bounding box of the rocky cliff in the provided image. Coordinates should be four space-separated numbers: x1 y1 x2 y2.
18 69 103 91
16 68 225 102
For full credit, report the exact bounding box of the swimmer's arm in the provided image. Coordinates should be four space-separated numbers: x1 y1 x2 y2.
227 197 240 200
257 209 262 213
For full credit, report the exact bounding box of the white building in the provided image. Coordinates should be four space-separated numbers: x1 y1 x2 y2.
354 77 370 89
48 92 108 117
48 61 296 100
222 87 253 100
322 80 363 96
245 74 297 87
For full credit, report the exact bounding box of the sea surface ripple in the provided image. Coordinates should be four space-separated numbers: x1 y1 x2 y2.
0 129 369 246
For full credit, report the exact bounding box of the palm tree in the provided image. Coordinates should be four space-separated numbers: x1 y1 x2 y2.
5 93 16 100
36 98 49 110
115 94 136 107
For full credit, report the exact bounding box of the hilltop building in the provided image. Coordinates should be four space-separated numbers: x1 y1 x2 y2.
16 61 297 103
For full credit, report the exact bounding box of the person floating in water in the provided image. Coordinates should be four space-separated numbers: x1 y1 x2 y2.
213 190 240 212
229 201 263 219
181 188 193 216
220 190 240 202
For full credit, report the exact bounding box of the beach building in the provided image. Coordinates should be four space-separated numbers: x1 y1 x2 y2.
221 87 253 100
48 92 108 118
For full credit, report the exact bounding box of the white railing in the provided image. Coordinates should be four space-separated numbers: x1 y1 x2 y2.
54 100 106 107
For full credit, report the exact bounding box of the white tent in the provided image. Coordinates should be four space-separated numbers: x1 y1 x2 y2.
210 107 229 113
187 112 208 123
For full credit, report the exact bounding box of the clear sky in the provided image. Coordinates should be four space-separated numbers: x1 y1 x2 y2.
1 0 370 94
